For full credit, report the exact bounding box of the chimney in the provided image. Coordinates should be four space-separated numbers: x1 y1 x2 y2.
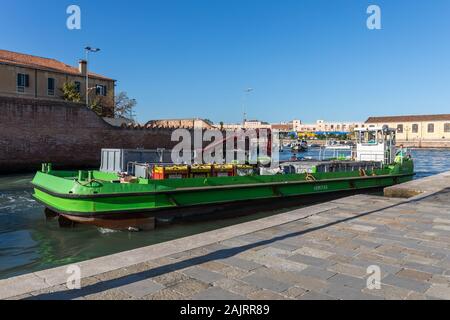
79 59 87 75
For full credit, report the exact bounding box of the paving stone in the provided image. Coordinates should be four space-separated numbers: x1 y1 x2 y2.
241 274 291 293
321 283 381 300
152 271 189 287
219 266 253 279
292 246 334 259
327 273 367 290
396 268 433 282
282 286 307 299
298 291 336 300
213 279 259 296
183 267 225 284
143 288 187 300
406 292 428 300
292 275 328 292
351 258 402 276
361 284 412 300
425 285 450 300
199 261 229 272
192 287 246 300
170 279 210 296
84 289 133 300
351 238 382 249
401 262 446 275
327 263 368 278
119 278 164 298
288 254 333 268
219 257 262 271
382 274 431 293
299 267 337 280
248 290 288 300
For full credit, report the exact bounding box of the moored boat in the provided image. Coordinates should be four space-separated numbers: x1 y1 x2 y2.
32 127 414 230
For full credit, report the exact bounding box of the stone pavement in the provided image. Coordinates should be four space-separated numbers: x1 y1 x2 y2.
1 172 450 300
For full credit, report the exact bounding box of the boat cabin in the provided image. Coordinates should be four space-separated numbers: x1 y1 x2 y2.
355 126 397 165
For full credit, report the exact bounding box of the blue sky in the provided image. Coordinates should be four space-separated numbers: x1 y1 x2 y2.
1 0 449 123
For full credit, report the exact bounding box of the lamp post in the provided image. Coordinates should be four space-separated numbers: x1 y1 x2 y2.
242 88 254 127
84 46 100 107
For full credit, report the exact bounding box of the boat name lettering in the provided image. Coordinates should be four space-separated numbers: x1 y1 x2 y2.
314 185 329 191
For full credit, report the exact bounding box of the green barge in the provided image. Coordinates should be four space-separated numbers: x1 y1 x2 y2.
31 127 415 230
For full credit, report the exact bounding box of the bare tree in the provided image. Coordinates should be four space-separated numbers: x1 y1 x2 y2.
115 92 137 119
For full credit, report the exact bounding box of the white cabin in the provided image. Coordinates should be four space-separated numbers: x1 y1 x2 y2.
355 126 397 165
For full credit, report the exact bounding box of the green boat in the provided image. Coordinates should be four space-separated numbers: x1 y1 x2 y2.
31 127 414 230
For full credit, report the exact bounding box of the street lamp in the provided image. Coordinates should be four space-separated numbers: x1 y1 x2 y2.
84 46 101 107
242 88 254 126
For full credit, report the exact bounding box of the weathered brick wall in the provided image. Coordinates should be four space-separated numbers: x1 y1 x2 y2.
0 97 177 173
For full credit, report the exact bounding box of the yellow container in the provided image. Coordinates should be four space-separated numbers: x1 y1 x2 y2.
152 165 189 180
190 164 212 178
213 164 235 177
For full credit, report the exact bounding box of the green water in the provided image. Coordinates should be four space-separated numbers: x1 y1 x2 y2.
0 174 292 280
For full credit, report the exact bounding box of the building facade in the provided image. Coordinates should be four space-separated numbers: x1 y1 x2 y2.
294 120 365 133
221 120 272 131
366 115 450 146
146 118 217 129
0 49 115 116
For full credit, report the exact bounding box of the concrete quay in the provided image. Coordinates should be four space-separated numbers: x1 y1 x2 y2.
1 172 450 300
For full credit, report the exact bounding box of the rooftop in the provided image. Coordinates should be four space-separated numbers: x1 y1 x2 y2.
0 49 114 81
366 114 450 123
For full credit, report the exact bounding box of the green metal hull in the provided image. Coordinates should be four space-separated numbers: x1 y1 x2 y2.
32 160 414 225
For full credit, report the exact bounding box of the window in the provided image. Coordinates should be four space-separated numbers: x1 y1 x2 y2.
47 78 55 96
74 81 81 93
397 124 404 133
428 123 435 133
445 123 450 133
17 73 29 92
96 84 107 96
412 124 419 133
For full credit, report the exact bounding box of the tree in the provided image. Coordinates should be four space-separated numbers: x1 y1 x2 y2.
114 92 137 119
61 82 81 103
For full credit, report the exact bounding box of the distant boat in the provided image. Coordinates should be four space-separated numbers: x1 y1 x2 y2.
324 140 353 150
292 140 308 152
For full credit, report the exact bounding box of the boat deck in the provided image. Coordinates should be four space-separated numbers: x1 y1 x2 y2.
2 171 450 300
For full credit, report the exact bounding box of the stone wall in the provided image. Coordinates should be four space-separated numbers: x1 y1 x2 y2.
0 96 177 173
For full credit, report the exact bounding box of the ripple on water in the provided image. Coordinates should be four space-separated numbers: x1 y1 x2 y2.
0 191 41 215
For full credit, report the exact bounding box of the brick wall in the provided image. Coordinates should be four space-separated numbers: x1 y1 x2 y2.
0 97 178 173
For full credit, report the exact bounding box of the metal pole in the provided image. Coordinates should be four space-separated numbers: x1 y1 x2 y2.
85 49 89 107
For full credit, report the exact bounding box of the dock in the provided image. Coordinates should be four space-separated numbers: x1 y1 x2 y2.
1 171 450 300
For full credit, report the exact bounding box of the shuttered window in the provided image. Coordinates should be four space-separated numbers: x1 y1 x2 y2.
17 73 29 92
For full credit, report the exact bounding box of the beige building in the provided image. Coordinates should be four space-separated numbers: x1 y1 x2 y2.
366 115 450 146
294 120 365 133
0 49 115 116
221 120 271 131
146 118 217 129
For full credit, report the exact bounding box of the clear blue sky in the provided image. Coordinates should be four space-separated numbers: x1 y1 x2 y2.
1 0 449 123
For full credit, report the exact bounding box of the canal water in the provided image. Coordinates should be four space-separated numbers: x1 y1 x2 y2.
0 149 449 279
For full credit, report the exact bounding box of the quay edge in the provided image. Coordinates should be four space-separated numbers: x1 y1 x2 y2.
1 170 450 300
